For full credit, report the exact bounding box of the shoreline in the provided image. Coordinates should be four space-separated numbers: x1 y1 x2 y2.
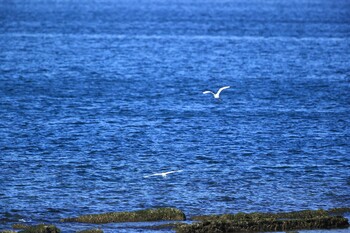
1 207 349 233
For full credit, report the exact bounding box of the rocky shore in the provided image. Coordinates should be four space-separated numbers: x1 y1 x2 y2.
1 207 349 233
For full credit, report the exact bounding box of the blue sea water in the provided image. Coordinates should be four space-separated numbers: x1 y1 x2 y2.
1 0 350 232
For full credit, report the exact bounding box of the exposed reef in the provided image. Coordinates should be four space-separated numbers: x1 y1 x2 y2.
17 224 60 233
191 209 331 221
178 208 349 233
138 222 186 231
177 216 348 233
2 207 348 233
11 224 28 229
76 229 103 233
327 207 350 215
61 207 186 224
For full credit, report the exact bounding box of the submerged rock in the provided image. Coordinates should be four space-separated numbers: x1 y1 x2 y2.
17 224 60 233
61 207 186 224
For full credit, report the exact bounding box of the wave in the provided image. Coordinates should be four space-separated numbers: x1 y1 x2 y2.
0 32 348 42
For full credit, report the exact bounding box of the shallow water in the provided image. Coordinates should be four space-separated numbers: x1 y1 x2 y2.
1 0 350 232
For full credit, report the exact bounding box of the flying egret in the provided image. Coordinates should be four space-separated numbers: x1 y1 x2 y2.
144 170 183 178
203 86 230 99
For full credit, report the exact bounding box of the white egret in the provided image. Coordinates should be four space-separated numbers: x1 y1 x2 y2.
144 170 183 178
203 86 230 99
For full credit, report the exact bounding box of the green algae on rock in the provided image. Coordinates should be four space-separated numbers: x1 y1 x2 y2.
177 216 349 233
61 207 186 224
17 224 61 233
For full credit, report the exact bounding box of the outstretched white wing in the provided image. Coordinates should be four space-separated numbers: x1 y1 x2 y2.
217 86 230 95
203 91 214 95
144 170 183 178
144 173 162 178
165 170 183 175
216 86 230 96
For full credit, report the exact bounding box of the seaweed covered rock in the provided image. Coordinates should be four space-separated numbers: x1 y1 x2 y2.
327 207 350 215
18 224 60 233
76 229 103 233
177 216 349 233
61 207 186 224
182 209 350 233
191 209 330 221
12 223 28 229
142 222 186 230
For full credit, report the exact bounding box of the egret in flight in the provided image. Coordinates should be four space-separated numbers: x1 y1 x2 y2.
144 170 183 178
203 86 230 99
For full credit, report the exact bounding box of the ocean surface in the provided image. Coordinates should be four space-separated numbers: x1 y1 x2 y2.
1 0 350 232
